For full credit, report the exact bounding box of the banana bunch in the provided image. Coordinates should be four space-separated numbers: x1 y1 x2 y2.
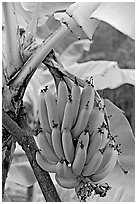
36 77 121 201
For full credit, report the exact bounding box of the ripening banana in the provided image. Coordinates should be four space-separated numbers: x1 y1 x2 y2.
86 107 105 137
63 162 76 178
85 130 102 164
100 128 109 149
94 140 116 174
36 131 59 163
55 174 80 189
78 79 95 114
71 77 81 127
78 131 90 151
57 79 68 125
91 147 118 182
45 131 53 148
62 129 75 163
36 152 56 173
61 94 74 131
72 101 90 139
56 160 66 178
38 90 51 134
72 141 87 176
43 86 59 129
75 131 90 157
82 150 103 176
51 123 65 160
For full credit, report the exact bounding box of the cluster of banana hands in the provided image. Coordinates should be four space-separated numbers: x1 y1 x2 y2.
35 77 120 201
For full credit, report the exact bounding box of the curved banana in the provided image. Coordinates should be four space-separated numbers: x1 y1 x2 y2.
36 132 59 163
91 148 118 182
62 129 75 163
85 130 102 164
72 101 90 139
78 79 94 114
78 131 90 151
51 123 65 160
86 107 105 137
72 77 81 127
57 79 68 125
100 128 109 149
45 131 53 148
43 86 59 129
72 141 87 176
55 174 80 189
38 90 51 134
56 160 66 177
63 162 76 178
74 131 89 162
82 150 103 176
94 140 116 174
36 152 56 173
61 94 74 131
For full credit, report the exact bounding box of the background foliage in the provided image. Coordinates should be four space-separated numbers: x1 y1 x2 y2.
91 22 135 133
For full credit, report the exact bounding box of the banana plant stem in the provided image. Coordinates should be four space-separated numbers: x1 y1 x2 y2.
2 109 61 202
3 2 23 78
10 24 71 90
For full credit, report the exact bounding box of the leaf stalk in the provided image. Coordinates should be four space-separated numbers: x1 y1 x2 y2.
3 2 23 78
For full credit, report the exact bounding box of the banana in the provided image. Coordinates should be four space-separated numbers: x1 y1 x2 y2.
72 140 87 176
82 150 103 176
57 79 68 124
36 131 59 163
91 147 118 182
72 101 90 139
74 131 89 164
62 129 75 163
100 128 109 149
45 131 53 148
72 77 81 127
43 86 59 129
61 94 74 131
51 123 65 160
78 131 90 150
38 90 51 134
63 162 76 178
85 130 102 164
56 160 66 177
36 152 56 173
55 174 80 189
93 140 116 174
86 107 105 137
79 78 95 114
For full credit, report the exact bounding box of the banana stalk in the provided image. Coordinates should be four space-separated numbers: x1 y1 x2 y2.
9 21 76 90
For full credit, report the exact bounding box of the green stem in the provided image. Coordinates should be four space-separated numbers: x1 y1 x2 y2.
9 23 71 90
3 2 23 79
